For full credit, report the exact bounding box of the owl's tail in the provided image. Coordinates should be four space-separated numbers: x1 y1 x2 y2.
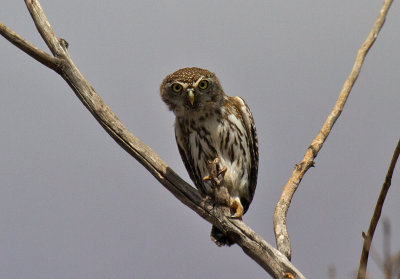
210 225 235 247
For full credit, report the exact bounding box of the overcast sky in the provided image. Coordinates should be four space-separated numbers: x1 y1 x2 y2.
1 1 399 278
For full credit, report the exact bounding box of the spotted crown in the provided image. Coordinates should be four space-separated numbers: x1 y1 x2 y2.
162 67 215 84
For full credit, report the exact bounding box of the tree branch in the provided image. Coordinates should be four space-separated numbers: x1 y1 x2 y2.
0 0 306 278
273 0 394 260
357 138 400 279
25 0 65 57
0 22 60 71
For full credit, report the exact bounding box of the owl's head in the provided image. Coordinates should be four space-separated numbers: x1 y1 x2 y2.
160 67 225 117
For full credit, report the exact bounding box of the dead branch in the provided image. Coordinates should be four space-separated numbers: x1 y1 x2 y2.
383 219 392 279
0 22 59 70
0 0 304 278
273 0 394 260
357 138 400 279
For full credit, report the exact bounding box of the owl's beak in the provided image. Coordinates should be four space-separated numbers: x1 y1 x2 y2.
187 89 195 106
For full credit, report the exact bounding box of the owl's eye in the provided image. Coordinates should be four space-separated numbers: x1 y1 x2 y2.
198 80 209 90
171 83 183 93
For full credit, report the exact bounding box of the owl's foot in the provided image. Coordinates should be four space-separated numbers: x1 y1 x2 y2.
202 175 211 181
230 197 244 219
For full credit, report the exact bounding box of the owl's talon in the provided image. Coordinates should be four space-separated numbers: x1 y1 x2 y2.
230 198 244 219
203 175 211 181
231 212 243 219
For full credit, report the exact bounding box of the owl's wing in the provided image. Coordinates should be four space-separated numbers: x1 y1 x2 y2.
174 120 208 194
234 97 259 212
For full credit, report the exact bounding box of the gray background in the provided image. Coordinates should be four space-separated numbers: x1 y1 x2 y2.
1 0 399 278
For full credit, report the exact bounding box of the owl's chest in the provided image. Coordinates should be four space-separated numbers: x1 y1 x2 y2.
180 111 248 164
186 115 225 156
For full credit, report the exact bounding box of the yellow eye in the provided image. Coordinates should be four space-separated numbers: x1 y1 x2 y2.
171 83 183 93
198 80 209 90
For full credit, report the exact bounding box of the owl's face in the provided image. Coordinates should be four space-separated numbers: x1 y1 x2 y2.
160 67 226 117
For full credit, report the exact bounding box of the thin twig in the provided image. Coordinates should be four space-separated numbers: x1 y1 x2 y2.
0 22 60 71
25 0 65 57
370 245 384 271
383 219 392 279
391 249 400 276
0 1 306 278
328 265 336 279
357 138 400 279
273 0 394 260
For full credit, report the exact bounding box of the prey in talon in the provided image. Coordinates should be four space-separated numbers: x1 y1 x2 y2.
202 158 227 183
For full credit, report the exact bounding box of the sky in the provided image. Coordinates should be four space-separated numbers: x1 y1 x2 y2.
1 1 399 278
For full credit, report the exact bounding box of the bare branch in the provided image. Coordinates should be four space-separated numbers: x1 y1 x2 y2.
357 138 400 279
25 0 66 57
0 22 60 71
273 0 394 260
1 0 306 278
370 245 384 271
328 265 336 279
383 219 392 279
391 249 400 276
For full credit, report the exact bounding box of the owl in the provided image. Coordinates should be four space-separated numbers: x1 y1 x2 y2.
160 67 258 246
